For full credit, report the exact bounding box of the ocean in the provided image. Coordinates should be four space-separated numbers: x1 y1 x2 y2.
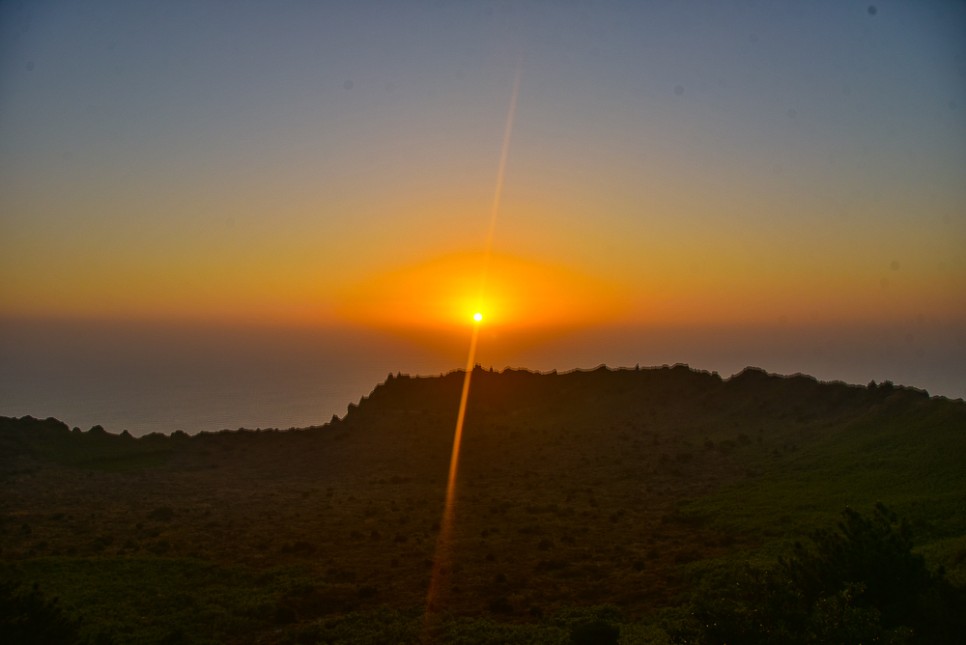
0 320 459 436
2 319 963 436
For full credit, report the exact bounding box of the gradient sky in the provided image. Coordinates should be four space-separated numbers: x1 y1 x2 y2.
2 1 965 395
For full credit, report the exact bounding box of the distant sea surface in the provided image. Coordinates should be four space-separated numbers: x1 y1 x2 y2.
2 319 963 436
0 320 458 436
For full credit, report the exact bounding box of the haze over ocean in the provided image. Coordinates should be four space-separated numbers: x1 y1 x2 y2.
2 2 964 432
2 319 962 437
0 321 427 436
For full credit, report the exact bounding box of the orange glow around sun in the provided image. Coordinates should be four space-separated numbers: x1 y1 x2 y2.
337 251 622 333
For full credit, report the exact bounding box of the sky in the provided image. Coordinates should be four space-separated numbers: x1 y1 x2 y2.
2 0 966 403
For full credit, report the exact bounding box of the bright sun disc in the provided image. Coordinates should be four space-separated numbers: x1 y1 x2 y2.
473 312 483 323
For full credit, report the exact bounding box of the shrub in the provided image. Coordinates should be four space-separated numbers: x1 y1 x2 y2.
570 619 619 645
676 504 966 644
0 579 81 644
487 595 513 614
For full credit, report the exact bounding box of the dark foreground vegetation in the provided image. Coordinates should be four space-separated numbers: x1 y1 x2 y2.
2 365 965 643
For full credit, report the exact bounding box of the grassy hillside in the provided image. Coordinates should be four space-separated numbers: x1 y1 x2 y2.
2 365 964 643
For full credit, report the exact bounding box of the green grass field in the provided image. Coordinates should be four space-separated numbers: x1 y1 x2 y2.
2 367 964 643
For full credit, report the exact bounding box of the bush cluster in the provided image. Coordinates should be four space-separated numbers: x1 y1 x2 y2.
673 504 966 644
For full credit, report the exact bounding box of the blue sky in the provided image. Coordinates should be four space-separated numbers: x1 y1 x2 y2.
1 0 964 398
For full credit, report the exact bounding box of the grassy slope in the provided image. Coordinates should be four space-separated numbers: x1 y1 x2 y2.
679 390 966 575
2 366 964 643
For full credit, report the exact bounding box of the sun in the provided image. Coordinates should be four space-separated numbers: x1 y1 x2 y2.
337 250 622 332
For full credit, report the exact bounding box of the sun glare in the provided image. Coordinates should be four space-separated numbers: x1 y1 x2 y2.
338 251 621 332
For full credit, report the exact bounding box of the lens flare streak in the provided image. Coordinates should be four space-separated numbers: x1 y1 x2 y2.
423 322 479 622
476 66 523 306
423 67 522 637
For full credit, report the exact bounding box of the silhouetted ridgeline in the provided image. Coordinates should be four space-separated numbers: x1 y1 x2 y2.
2 365 964 644
0 364 946 447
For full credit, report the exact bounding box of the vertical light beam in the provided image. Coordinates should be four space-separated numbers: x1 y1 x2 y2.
423 67 522 638
476 66 523 303
423 320 480 620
